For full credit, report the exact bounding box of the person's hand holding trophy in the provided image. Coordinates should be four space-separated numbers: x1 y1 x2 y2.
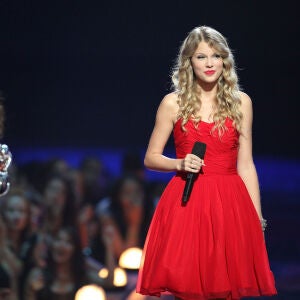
0 144 12 196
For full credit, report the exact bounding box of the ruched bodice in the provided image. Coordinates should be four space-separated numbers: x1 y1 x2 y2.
174 117 239 175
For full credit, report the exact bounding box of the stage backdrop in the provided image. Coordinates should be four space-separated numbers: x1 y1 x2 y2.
0 0 299 158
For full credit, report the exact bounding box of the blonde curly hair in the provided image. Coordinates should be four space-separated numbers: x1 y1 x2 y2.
172 26 242 135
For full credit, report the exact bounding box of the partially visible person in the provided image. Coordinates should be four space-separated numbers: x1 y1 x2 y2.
137 26 276 299
27 175 79 273
0 90 13 300
66 167 94 250
66 168 84 208
44 158 69 179
121 151 145 180
0 91 12 198
1 190 32 253
24 226 115 300
79 156 109 206
93 174 153 262
0 216 12 300
0 188 32 300
17 161 45 196
26 191 43 236
41 175 77 237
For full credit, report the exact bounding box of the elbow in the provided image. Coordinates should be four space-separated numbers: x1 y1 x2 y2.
237 161 256 177
144 153 156 170
144 156 151 169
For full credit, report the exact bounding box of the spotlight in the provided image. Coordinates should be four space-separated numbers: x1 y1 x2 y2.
98 267 127 288
75 284 106 300
118 247 143 270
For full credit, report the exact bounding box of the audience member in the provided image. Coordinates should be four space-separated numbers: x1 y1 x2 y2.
121 151 145 180
41 175 77 237
79 157 109 206
93 174 153 262
24 226 115 300
0 145 166 299
0 189 32 300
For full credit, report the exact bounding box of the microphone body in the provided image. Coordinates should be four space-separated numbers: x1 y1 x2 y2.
182 142 206 204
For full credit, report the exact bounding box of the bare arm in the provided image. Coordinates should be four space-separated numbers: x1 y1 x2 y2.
85 225 116 288
144 93 203 173
237 92 263 219
99 214 124 259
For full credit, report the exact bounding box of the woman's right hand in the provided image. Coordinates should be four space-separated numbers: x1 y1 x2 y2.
179 154 204 173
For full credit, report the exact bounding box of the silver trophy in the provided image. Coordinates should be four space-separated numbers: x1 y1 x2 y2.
0 144 12 196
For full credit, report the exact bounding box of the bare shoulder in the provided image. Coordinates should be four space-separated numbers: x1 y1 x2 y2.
160 92 179 110
239 91 252 107
238 92 254 131
157 92 179 122
240 92 252 117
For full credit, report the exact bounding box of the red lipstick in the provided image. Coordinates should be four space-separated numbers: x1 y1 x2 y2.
204 70 216 75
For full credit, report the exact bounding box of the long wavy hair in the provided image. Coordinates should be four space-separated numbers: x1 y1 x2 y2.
172 26 242 135
41 227 88 295
1 187 32 246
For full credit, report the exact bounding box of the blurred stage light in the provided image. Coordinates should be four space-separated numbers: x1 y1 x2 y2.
98 267 127 287
75 285 106 300
113 267 127 287
98 268 109 278
118 247 143 270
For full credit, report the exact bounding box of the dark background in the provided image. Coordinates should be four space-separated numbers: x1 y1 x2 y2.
0 0 299 158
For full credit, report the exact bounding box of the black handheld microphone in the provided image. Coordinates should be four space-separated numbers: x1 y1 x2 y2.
182 142 206 204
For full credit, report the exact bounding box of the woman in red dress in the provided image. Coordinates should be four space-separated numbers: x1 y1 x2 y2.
136 26 277 300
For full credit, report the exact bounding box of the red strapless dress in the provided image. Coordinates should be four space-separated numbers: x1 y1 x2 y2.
137 118 276 299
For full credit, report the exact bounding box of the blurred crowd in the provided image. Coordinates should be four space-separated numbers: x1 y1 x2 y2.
0 152 166 300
